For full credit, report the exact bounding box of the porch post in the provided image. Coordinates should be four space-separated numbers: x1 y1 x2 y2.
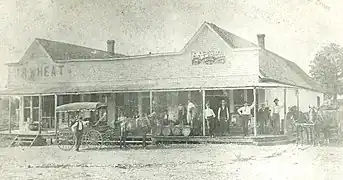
202 89 206 136
54 94 58 137
149 91 153 114
296 88 300 118
253 88 257 137
8 96 12 134
138 92 143 118
283 88 287 135
38 95 42 134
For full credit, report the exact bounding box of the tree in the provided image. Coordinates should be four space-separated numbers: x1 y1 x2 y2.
309 43 343 102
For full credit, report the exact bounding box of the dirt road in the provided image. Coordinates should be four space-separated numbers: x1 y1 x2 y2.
0 144 342 180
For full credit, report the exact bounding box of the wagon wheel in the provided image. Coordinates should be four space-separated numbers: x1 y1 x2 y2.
83 129 103 150
103 129 116 146
57 130 75 151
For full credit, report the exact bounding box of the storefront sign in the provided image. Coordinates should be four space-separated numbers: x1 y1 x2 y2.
14 65 67 81
191 51 226 65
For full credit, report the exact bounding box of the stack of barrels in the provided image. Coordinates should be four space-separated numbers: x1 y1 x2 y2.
152 123 192 137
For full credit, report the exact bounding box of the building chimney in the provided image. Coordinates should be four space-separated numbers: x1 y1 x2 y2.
107 40 115 55
257 34 265 49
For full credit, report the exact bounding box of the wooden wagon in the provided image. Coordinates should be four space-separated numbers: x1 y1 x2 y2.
56 102 115 151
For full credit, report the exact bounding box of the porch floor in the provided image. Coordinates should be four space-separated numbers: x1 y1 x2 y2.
0 129 56 137
151 134 295 146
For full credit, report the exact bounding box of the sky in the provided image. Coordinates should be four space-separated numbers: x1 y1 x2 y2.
1 0 343 87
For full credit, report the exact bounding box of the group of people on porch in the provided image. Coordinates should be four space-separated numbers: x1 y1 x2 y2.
113 96 284 137
202 98 283 137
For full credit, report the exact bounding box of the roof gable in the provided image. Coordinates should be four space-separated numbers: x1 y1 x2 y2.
259 49 325 92
35 38 127 61
16 40 53 65
203 22 324 92
206 23 257 48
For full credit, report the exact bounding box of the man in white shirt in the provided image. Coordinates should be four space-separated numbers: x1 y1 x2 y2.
237 101 255 136
71 115 88 152
271 98 283 135
205 103 216 137
187 100 196 127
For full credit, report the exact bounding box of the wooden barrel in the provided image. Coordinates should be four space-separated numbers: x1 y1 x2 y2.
162 126 172 136
172 125 182 136
152 126 162 136
182 125 192 137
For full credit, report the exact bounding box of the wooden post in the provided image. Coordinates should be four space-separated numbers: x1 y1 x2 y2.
38 95 42 135
296 89 300 118
54 94 58 137
202 89 206 136
283 88 287 135
138 92 143 118
30 96 33 124
8 97 12 134
229 90 234 113
19 96 24 131
149 91 153 114
253 88 257 137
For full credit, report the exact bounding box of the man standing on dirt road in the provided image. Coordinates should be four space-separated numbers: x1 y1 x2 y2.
71 115 88 152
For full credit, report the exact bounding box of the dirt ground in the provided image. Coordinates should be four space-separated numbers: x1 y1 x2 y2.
0 143 342 180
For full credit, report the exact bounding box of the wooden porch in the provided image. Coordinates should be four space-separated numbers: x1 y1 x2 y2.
151 134 295 146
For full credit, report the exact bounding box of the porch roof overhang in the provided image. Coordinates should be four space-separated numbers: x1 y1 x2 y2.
0 82 297 96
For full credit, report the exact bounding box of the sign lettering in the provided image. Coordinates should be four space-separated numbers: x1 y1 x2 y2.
192 51 226 65
14 65 66 81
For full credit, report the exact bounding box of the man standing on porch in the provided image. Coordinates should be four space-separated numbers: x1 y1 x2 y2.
187 99 196 127
205 103 216 137
271 98 283 135
237 101 255 137
217 100 230 136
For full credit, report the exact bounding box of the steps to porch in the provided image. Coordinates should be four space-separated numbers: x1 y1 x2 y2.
8 134 47 147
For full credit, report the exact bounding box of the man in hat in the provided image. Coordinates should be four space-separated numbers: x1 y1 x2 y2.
237 100 255 136
271 98 283 135
217 100 230 136
71 114 89 152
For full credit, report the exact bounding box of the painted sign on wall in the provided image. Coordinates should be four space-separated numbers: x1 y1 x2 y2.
14 65 67 81
191 51 226 65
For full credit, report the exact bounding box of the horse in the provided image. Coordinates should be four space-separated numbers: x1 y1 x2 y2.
287 106 313 145
310 106 338 146
119 113 156 149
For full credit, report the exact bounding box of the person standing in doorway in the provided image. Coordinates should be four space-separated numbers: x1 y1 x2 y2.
205 103 216 137
237 101 255 137
71 115 88 152
258 103 269 134
177 104 186 125
217 100 230 136
271 98 283 135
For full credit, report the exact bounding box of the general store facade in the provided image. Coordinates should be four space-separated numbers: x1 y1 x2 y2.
0 22 324 137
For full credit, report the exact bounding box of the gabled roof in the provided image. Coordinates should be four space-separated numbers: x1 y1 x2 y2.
206 22 257 48
36 38 127 60
259 49 324 92
206 22 324 92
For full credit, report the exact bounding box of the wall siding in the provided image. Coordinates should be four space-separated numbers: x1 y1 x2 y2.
7 25 260 90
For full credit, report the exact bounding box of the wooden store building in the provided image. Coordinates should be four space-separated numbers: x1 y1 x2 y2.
0 21 324 137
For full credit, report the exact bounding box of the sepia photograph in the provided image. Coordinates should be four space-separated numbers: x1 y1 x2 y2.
0 0 342 179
